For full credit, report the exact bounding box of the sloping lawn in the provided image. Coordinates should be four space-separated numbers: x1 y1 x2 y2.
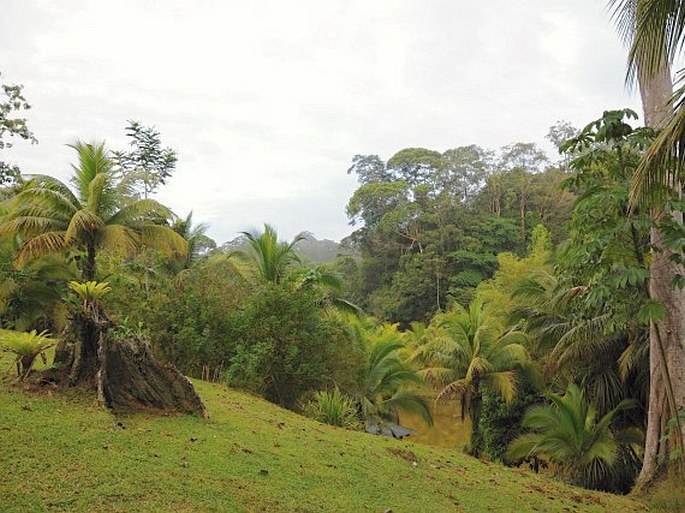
0 355 647 512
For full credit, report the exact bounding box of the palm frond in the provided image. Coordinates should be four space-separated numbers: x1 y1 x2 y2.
139 224 188 256
381 390 433 426
96 224 141 256
68 141 113 203
105 198 174 226
0 216 64 238
485 371 517 404
17 174 80 210
465 355 492 382
330 297 364 316
507 432 546 461
17 231 68 264
436 378 471 402
609 0 685 83
548 314 614 372
65 209 104 241
630 83 685 206
86 171 112 213
417 366 456 385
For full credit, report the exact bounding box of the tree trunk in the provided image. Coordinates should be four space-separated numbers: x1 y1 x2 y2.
83 243 96 282
635 60 685 490
519 189 526 241
54 304 206 417
97 334 207 416
53 304 104 386
469 389 483 456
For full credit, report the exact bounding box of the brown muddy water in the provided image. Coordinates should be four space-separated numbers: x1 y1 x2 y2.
399 399 471 449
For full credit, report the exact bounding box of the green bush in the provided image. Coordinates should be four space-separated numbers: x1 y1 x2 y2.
226 283 363 409
103 254 247 377
480 383 543 463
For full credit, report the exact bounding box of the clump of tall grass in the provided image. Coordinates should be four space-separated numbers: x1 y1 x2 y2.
303 387 361 430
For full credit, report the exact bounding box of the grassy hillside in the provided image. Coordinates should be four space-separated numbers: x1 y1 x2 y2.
0 357 648 513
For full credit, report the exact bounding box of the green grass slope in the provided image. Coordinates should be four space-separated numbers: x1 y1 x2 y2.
0 364 647 512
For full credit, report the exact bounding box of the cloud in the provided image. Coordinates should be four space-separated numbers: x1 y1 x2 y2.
1 0 641 243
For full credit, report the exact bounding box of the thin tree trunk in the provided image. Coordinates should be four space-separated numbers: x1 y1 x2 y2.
83 243 96 282
635 60 685 490
519 190 526 241
469 387 483 456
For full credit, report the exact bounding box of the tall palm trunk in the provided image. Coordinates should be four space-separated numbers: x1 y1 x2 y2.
636 61 685 489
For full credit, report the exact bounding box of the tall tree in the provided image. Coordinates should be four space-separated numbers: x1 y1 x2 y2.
346 154 393 185
497 143 549 240
440 145 493 201
386 147 444 187
610 0 685 488
0 72 37 185
112 121 177 199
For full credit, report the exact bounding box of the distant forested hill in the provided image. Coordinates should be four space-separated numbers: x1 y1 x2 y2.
295 231 355 263
218 231 355 264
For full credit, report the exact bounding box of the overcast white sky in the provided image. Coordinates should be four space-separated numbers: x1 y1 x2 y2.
1 0 641 243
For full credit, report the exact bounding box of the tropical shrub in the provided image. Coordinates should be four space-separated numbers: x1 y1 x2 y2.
0 329 57 379
354 321 433 429
480 383 543 463
507 384 642 491
104 253 249 376
0 242 74 333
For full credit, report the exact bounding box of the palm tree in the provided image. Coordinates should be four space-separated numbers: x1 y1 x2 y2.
295 265 363 315
237 224 303 284
508 384 641 491
611 0 685 200
413 300 530 454
609 0 685 487
513 272 650 418
171 211 215 271
0 141 187 386
399 321 433 360
0 141 186 282
353 321 433 432
0 217 76 332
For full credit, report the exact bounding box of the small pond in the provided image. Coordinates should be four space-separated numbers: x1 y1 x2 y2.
399 398 471 449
